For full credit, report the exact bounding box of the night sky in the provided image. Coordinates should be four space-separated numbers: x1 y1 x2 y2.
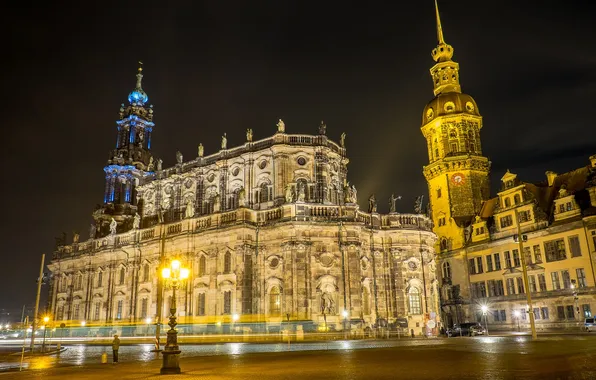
2 1 595 316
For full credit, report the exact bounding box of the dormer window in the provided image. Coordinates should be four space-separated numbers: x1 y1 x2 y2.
566 202 573 211
504 198 511 208
514 194 521 204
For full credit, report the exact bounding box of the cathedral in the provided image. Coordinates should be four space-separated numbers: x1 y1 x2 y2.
423 3 596 330
47 67 440 335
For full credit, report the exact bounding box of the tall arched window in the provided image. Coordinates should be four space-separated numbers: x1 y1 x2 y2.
197 293 206 316
119 268 125 285
223 291 232 314
504 198 511 208
442 262 451 280
260 183 269 203
143 264 150 282
199 256 206 276
224 252 232 273
408 287 422 315
269 286 281 316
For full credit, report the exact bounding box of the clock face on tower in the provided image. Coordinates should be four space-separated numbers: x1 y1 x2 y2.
451 172 465 186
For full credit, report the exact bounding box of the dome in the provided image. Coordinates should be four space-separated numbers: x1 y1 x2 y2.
422 92 480 125
128 88 148 105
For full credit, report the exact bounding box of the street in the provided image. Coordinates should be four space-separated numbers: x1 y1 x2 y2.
1 335 596 379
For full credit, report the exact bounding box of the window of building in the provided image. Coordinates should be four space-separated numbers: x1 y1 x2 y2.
516 277 525 294
561 270 571 289
577 268 587 288
197 293 206 316
438 217 446 227
199 256 206 276
116 300 123 320
119 268 125 285
541 307 549 320
223 290 232 314
469 259 476 275
505 251 512 269
76 274 83 290
551 272 561 290
143 264 150 282
500 310 507 321
57 306 64 321
569 236 582 257
514 194 521 204
494 253 501 270
442 262 451 280
97 272 103 288
408 287 422 315
224 252 232 274
566 202 573 211
486 255 493 272
94 302 100 321
504 198 511 208
582 304 592 318
529 275 537 293
493 310 501 322
500 215 513 228
523 247 532 265
141 298 148 319
269 286 281 316
518 210 531 223
488 280 504 297
513 249 521 267
592 231 596 251
476 257 483 274
471 281 487 298
506 278 516 295
557 306 565 320
437 188 442 198
533 308 540 320
544 239 566 262
538 274 547 292
450 142 458 153
520 309 527 320
566 305 575 320
533 245 542 263
559 204 565 213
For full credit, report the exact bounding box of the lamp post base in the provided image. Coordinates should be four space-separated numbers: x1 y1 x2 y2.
160 350 181 374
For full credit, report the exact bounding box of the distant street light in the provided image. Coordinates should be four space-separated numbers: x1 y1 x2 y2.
42 316 50 352
160 259 189 374
480 305 489 336
80 321 86 327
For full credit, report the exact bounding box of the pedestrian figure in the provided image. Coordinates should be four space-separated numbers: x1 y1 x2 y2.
112 334 120 363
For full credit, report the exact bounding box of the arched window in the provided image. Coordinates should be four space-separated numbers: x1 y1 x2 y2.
119 268 125 285
269 286 281 316
76 274 83 290
408 287 422 315
260 183 269 203
224 252 232 274
223 291 232 314
514 194 521 204
97 272 103 288
442 262 451 279
296 179 308 201
504 198 511 208
440 238 448 251
199 255 206 276
143 264 150 282
197 293 206 316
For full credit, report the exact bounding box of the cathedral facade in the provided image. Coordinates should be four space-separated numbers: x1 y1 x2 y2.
424 3 596 330
47 66 440 335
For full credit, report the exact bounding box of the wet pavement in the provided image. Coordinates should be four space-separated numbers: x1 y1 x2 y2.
1 335 596 379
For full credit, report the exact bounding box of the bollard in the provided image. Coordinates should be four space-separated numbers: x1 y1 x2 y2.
101 352 108 364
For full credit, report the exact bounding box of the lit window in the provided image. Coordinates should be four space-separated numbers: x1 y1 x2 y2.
408 287 422 315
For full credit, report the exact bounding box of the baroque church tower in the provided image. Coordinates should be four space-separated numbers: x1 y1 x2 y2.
422 1 490 252
93 63 155 237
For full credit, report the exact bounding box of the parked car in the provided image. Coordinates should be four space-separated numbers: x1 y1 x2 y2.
585 318 596 332
447 322 486 337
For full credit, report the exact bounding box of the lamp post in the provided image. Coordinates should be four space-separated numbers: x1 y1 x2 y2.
480 305 489 336
571 280 579 326
41 316 50 352
513 208 537 339
513 310 521 332
160 259 189 375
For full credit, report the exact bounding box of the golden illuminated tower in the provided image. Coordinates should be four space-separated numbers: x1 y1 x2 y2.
422 0 490 252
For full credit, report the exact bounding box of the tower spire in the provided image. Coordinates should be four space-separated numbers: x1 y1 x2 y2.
128 61 148 104
135 61 143 89
435 0 445 45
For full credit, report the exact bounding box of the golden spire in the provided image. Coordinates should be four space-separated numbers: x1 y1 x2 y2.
431 0 454 63
435 0 445 45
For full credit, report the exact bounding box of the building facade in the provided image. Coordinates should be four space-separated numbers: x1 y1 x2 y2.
47 66 440 335
425 3 596 330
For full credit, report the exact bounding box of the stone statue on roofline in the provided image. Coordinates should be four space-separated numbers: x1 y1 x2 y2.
276 119 285 133
246 129 253 142
133 213 141 229
109 218 117 235
198 143 204 157
221 133 227 150
368 194 377 213
176 150 183 164
238 187 246 207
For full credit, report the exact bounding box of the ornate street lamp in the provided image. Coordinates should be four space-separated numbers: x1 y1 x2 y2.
160 259 190 374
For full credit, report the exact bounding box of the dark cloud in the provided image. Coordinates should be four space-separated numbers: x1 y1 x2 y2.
1 0 595 312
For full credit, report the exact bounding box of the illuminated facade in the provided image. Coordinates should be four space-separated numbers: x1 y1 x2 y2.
425 2 596 330
47 67 440 334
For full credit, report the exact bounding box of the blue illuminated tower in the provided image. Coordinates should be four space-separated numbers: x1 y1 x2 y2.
93 62 155 237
